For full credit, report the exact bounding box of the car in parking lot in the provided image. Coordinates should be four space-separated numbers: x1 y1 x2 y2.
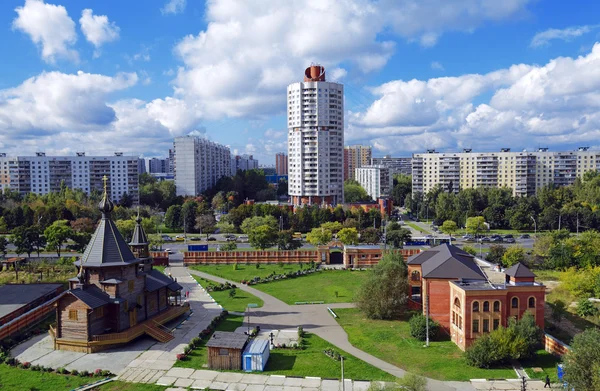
505 238 516 243
162 235 174 242
478 237 491 242
504 234 514 239
491 237 503 242
519 234 530 239
238 235 249 242
165 248 174 254
189 236 202 241
207 237 217 241
225 235 237 241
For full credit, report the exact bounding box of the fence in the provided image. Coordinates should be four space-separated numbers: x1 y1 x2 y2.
543 333 571 356
0 293 64 341
184 250 318 265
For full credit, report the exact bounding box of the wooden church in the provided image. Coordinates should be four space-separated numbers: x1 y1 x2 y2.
51 178 189 353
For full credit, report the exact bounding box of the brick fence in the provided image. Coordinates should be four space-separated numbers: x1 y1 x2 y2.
184 250 318 265
543 333 570 356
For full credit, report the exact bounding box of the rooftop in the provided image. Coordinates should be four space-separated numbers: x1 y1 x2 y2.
206 331 248 350
411 243 487 280
0 283 63 320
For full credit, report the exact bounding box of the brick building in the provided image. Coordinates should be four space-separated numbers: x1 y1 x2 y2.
407 243 545 351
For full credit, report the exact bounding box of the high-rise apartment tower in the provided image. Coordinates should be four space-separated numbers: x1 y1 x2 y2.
275 153 288 175
287 65 344 206
344 145 372 180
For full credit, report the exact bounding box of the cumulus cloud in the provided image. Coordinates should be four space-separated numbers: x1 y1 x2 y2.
161 0 186 15
12 0 78 63
349 43 600 154
531 24 599 48
79 9 119 56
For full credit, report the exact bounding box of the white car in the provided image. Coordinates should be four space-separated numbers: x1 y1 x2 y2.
238 235 249 243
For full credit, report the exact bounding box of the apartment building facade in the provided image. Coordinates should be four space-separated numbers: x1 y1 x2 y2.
174 136 231 197
275 153 288 175
344 145 372 181
355 165 393 200
0 152 140 203
371 156 412 176
148 157 170 174
412 147 599 196
231 154 259 175
287 65 344 206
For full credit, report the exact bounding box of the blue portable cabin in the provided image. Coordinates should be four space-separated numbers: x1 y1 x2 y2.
242 338 270 372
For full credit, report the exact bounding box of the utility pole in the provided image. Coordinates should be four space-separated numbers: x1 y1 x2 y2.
530 216 536 237
558 214 561 230
341 355 345 391
425 293 430 347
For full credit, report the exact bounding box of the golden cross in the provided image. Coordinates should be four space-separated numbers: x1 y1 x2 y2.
102 175 108 193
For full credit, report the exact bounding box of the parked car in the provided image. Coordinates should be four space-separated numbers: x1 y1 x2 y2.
491 237 503 242
207 237 217 241
462 234 473 239
162 235 174 242
190 237 202 241
504 234 514 239
165 248 174 254
479 237 491 242
239 235 249 242
519 234 530 239
175 236 185 242
505 238 516 243
225 236 237 242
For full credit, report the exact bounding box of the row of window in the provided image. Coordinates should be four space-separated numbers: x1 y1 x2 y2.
472 318 500 333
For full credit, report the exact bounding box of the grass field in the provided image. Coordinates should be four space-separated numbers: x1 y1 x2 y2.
335 308 517 381
97 380 167 390
192 275 264 312
522 349 561 384
176 315 394 381
404 222 431 234
0 364 93 390
254 270 368 304
189 264 305 282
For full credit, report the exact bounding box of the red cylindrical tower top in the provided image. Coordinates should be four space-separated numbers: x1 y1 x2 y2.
304 65 326 82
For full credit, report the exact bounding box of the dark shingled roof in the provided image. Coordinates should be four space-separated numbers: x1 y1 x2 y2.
504 263 536 278
75 217 140 268
145 269 183 292
129 215 148 246
407 250 438 265
207 331 248 349
0 283 63 320
417 243 487 280
100 278 122 284
69 286 110 309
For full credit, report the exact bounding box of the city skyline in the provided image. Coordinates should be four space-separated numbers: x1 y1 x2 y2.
1 0 600 165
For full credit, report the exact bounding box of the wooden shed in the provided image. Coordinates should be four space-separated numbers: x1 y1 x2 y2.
206 331 248 370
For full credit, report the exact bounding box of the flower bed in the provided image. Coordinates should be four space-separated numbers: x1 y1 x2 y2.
177 310 229 361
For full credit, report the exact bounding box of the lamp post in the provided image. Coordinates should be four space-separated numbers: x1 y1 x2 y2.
530 216 536 237
341 355 345 391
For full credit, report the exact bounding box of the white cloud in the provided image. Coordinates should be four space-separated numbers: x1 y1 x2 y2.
431 61 444 71
264 129 285 139
12 0 78 63
349 43 600 154
329 68 348 81
79 9 119 56
161 0 186 15
531 24 599 48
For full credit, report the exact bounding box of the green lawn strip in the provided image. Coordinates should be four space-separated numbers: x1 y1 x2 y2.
0 364 91 391
153 265 166 274
189 264 305 283
404 222 431 234
532 270 561 282
98 381 167 391
175 315 393 381
253 270 368 304
522 349 561 384
191 275 264 312
334 308 516 381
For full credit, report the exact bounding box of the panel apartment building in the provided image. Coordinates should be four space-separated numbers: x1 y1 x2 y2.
288 65 344 206
174 136 231 197
355 165 393 200
344 145 372 181
371 156 412 175
412 147 600 196
0 152 140 203
275 153 288 175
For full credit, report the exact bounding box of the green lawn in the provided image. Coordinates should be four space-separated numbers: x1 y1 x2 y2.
522 349 561 384
97 380 167 391
254 270 368 304
176 315 393 381
335 308 517 381
192 275 264 312
189 264 306 282
404 222 431 234
0 364 91 391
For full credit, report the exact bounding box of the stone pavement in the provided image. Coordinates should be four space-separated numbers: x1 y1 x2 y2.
471 379 550 390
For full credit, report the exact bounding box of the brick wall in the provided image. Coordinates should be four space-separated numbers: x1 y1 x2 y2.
544 333 570 356
425 278 456 329
184 251 318 265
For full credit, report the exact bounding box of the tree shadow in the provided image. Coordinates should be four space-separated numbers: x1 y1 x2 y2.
264 352 297 371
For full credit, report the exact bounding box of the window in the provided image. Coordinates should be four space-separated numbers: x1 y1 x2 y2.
493 301 500 312
483 301 490 312
128 280 134 292
68 310 78 320
219 349 229 356
454 297 461 309
411 271 420 281
483 319 490 333
528 297 535 308
472 319 479 333
493 319 500 330
472 301 479 312
511 297 519 309
137 295 142 305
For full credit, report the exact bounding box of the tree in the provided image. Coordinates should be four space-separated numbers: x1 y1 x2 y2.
115 219 136 242
164 205 182 230
306 227 333 246
563 328 600 391
71 217 95 233
360 227 381 244
44 220 73 257
320 221 343 234
462 245 477 256
118 192 133 207
195 214 216 239
551 300 566 323
68 232 91 253
486 245 506 265
409 313 439 341
277 230 302 250
215 221 237 234
440 220 458 242
397 373 427 391
248 224 278 250
0 236 7 258
221 241 237 251
11 226 34 257
337 227 359 245
344 181 371 202
466 216 486 235
240 215 277 235
180 201 199 233
386 229 411 248
391 174 412 207
501 246 525 267
356 252 409 319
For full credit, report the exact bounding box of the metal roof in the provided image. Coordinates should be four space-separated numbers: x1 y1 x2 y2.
75 217 140 268
207 332 248 349
0 283 63 320
100 278 122 284
418 243 487 280
407 250 438 265
69 286 110 309
504 263 536 278
243 338 269 355
145 269 183 292
129 215 148 246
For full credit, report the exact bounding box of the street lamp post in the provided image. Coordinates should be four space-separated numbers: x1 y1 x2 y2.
341 355 345 391
530 216 537 237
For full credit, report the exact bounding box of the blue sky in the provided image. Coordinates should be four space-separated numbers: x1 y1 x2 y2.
1 0 600 165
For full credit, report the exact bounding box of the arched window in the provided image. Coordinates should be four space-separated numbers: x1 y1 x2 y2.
454 297 461 309
483 301 490 312
411 271 420 281
493 301 500 312
528 297 535 308
472 301 479 312
511 297 519 309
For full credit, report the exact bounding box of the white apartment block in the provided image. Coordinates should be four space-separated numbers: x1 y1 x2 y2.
174 136 231 197
371 156 412 176
0 152 139 203
355 165 393 200
231 154 259 175
412 147 600 196
149 157 170 174
288 65 344 206
344 145 372 181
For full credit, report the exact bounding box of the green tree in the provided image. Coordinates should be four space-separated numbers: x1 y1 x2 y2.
68 232 91 253
391 174 412 207
337 227 359 245
440 220 458 242
215 221 237 234
360 227 381 244
180 201 199 233
0 236 7 258
466 216 486 235
277 230 302 250
486 245 506 265
221 241 238 251
397 373 427 391
356 252 409 320
462 245 477 256
320 221 343 233
44 220 73 257
195 214 216 239
501 246 526 267
563 328 600 391
386 229 411 248
409 313 439 341
248 224 278 250
164 205 182 230
344 180 371 202
306 227 333 246
115 219 136 242
118 192 133 207
11 226 34 257
240 215 277 235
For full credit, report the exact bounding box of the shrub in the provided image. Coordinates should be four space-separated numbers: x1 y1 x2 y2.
183 345 192 355
465 334 498 368
57 367 68 374
191 337 201 347
80 370 90 377
6 357 17 366
409 313 439 341
22 362 31 369
298 326 305 338
71 369 79 376
577 299 598 317
101 370 112 377
94 369 103 376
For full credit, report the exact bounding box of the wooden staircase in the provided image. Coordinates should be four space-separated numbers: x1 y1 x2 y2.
144 323 174 343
